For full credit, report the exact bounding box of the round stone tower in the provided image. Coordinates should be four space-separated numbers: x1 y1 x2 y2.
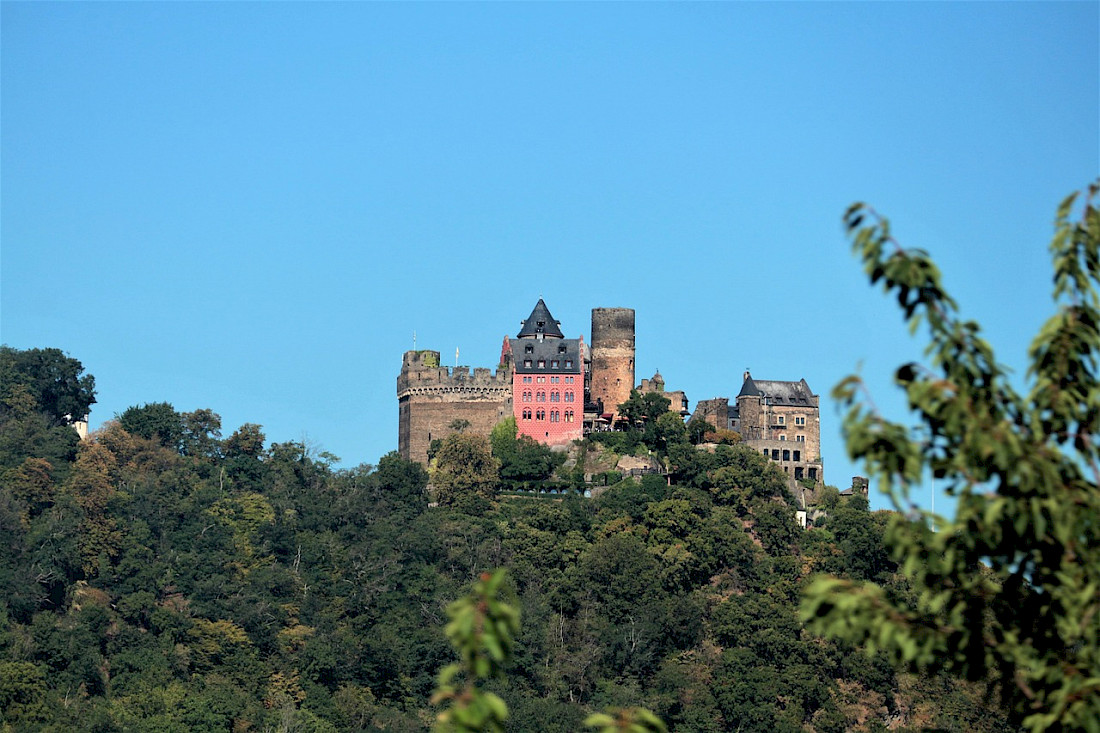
590 308 635 419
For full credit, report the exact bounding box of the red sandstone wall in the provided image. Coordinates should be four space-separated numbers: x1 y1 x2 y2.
513 367 583 446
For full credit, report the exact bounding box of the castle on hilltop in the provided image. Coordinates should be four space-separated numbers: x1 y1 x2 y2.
398 299 823 488
398 300 637 465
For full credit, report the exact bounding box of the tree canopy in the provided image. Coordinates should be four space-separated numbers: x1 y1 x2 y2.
432 432 499 507
0 346 96 425
0 349 1013 731
802 181 1100 732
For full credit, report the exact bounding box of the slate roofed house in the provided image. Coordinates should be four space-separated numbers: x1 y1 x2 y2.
505 299 585 447
692 370 824 489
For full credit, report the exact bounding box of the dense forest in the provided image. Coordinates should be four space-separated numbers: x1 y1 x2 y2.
0 345 1012 732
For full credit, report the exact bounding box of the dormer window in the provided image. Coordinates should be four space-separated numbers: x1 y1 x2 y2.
564 359 573 369
525 345 533 354
551 360 559 368
524 359 532 368
537 360 545 368
558 345 567 353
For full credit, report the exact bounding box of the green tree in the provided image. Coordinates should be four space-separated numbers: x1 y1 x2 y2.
432 433 499 507
652 411 688 454
826 494 894 582
802 182 1100 732
64 438 122 575
369 451 430 521
686 418 714 445
7 456 56 518
0 661 48 726
432 570 520 732
489 416 518 456
0 346 96 425
225 422 266 458
0 380 81 478
584 707 667 733
180 408 223 459
118 402 183 451
490 417 560 484
432 569 666 733
618 391 671 425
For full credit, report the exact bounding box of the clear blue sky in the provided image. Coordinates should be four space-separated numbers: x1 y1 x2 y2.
3 2 1097 512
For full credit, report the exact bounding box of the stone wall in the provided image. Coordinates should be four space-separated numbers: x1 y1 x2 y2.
691 398 729 431
738 393 823 487
637 376 690 416
397 350 512 465
737 397 821 466
589 308 635 418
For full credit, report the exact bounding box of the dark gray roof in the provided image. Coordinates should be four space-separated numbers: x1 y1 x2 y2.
737 375 817 406
510 338 582 374
517 299 564 339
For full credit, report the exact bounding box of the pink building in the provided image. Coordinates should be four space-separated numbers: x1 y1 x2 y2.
503 299 585 446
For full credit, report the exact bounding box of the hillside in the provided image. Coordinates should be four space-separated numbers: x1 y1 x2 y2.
0 350 1011 732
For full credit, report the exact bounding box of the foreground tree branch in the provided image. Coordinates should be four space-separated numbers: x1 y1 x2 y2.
802 181 1100 733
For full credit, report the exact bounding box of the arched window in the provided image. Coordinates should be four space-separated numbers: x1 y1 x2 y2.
565 410 574 423
536 409 545 421
522 391 532 402
522 409 532 420
564 392 574 402
537 391 546 402
550 411 560 423
550 391 560 402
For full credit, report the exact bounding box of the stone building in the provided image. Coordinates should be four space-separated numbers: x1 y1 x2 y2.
398 299 600 464
396 349 512 465
691 397 730 435
589 308 635 423
691 371 823 486
504 299 585 446
637 371 690 417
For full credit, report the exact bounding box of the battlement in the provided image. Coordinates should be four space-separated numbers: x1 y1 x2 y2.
397 349 514 464
397 350 512 397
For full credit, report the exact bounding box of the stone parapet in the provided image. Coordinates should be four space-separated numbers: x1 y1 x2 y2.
397 350 513 465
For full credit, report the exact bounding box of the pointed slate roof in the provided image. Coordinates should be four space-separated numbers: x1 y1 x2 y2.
509 337 582 374
517 298 564 339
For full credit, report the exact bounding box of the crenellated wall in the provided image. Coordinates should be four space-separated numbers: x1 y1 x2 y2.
397 350 513 465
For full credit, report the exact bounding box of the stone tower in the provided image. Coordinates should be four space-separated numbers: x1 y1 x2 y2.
589 307 635 420
397 350 513 465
